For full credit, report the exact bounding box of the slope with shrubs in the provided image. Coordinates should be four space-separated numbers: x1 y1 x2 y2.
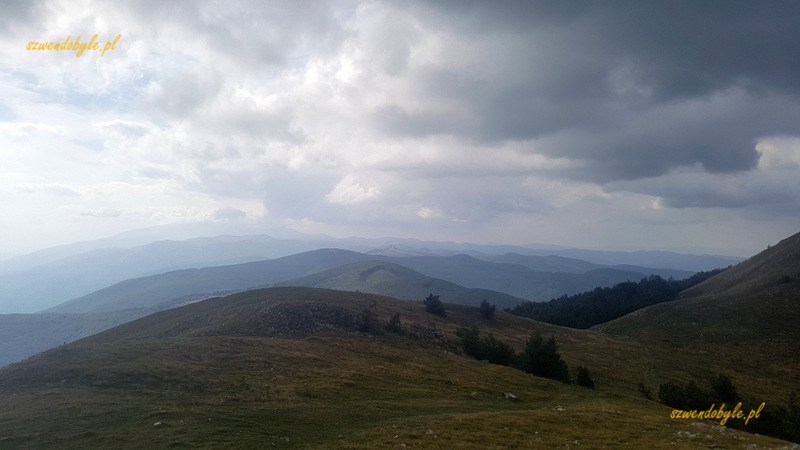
0 287 791 448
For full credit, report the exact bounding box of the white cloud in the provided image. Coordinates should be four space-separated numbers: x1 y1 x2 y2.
325 174 382 205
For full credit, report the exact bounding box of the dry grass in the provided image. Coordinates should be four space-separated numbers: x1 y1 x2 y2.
0 288 795 448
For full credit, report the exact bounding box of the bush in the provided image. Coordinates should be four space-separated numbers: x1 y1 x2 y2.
423 293 446 317
710 374 739 404
386 312 403 333
455 327 517 366
358 308 381 334
576 366 595 389
479 299 496 320
637 382 653 400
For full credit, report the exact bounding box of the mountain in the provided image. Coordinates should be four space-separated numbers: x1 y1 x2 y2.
0 227 740 313
594 230 800 404
278 260 527 308
46 249 680 315
0 309 156 367
46 249 371 313
484 253 695 280
0 235 333 313
385 254 654 301
0 287 789 448
522 248 742 272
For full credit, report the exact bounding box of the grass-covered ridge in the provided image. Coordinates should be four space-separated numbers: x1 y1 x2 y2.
0 287 794 448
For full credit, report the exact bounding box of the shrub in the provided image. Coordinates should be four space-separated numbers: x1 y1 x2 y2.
576 366 595 389
386 312 403 333
423 293 446 317
710 374 739 404
358 308 381 334
479 299 496 320
637 382 653 400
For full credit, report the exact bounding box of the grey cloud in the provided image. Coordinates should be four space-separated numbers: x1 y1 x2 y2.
370 1 800 185
127 0 345 68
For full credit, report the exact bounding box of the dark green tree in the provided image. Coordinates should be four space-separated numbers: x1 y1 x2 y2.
517 333 570 383
423 293 446 317
479 299 496 320
710 374 739 404
386 312 403 333
575 365 595 389
359 307 380 333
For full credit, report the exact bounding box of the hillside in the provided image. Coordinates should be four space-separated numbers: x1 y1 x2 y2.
0 287 790 448
277 260 527 308
46 249 371 313
374 254 658 301
0 310 155 367
596 231 800 342
483 253 693 279
594 231 800 409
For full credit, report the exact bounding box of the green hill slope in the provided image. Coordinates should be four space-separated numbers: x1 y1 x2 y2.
594 231 800 406
0 287 792 448
277 260 527 308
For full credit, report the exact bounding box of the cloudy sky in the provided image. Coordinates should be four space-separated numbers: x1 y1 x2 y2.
1 0 799 257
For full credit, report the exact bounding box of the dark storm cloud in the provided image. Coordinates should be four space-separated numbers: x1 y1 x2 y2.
375 0 800 182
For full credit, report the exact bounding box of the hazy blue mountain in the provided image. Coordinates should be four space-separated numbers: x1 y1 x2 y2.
1 226 735 313
46 249 372 313
520 248 741 272
277 260 527 308
47 249 669 315
0 235 334 313
0 309 156 367
481 253 694 279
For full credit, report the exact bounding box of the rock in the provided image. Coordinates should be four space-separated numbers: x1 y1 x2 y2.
555 405 566 412
153 422 162 427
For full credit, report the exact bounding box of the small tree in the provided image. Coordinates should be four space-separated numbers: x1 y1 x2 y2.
386 312 403 333
359 307 380 334
710 374 739 404
479 299 496 320
423 293 446 317
637 382 653 400
517 333 570 383
575 365 595 389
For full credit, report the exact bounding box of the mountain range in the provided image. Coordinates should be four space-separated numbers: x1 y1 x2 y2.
0 230 797 446
0 230 738 314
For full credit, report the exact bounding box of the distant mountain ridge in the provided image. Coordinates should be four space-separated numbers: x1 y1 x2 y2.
46 249 696 315
0 230 739 313
277 260 527 308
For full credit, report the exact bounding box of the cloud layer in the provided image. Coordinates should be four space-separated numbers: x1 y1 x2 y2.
1 0 799 255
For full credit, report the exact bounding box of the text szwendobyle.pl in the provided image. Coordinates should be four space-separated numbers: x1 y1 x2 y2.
26 34 121 57
670 402 766 426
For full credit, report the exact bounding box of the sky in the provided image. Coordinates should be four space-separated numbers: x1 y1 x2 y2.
1 0 799 258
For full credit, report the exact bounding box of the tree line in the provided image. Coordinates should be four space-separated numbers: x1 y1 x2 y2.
507 268 728 329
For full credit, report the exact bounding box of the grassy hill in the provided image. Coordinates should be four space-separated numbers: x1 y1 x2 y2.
46 249 371 313
277 260 527 308
0 287 793 448
595 231 800 407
